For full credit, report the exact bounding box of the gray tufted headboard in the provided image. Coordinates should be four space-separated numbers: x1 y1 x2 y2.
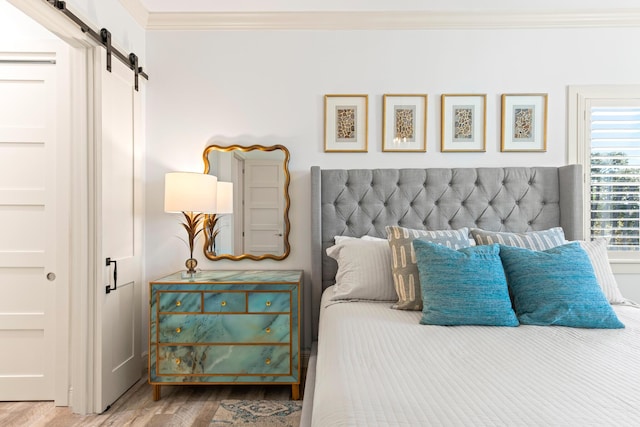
310 165 583 339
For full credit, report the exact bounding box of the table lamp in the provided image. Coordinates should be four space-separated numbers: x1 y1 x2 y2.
164 172 217 275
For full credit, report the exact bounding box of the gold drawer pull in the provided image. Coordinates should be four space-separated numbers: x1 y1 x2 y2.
265 358 271 365
265 301 271 307
265 327 271 334
175 358 181 366
175 301 181 307
221 301 227 307
175 327 181 334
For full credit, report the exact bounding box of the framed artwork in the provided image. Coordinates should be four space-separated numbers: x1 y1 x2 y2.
441 94 486 152
382 94 428 152
324 94 368 152
501 93 548 152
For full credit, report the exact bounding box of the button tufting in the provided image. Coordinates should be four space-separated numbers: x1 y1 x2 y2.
528 221 532 225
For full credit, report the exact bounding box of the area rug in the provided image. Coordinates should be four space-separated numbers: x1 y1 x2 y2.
211 400 302 427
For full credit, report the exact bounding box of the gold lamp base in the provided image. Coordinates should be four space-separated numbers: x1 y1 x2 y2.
185 258 198 274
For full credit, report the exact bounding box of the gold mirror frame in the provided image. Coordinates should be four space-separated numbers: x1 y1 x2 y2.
202 144 291 261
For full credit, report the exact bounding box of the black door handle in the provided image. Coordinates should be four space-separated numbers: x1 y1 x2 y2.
105 257 118 294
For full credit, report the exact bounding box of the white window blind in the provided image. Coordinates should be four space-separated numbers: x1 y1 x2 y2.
590 106 640 252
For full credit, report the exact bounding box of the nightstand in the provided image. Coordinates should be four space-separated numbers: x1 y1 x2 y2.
148 270 302 401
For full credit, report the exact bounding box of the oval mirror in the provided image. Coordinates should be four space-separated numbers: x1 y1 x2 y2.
202 144 291 261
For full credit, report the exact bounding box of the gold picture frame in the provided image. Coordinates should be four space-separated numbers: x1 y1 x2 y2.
324 94 368 152
501 93 548 152
441 94 487 152
382 94 428 152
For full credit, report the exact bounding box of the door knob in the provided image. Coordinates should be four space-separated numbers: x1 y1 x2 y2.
46 272 56 281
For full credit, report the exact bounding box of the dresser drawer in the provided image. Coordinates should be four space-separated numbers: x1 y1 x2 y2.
158 344 291 375
158 292 201 313
158 314 290 343
203 292 246 313
248 292 290 313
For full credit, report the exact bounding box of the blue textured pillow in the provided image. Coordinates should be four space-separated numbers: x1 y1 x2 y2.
499 243 624 329
413 240 518 327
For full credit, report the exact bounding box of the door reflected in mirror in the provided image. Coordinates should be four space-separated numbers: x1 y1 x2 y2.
202 144 290 261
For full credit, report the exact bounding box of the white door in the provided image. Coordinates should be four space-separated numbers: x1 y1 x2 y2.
94 47 143 412
244 160 284 255
0 45 68 400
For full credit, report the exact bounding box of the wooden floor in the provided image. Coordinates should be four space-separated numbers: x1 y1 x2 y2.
0 379 297 427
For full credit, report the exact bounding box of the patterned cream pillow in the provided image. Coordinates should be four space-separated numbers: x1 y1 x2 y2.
385 226 470 310
470 227 566 251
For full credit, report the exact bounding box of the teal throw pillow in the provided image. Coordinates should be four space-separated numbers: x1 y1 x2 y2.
413 240 518 327
499 242 624 329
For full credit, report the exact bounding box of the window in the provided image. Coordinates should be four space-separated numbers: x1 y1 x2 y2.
569 86 640 261
590 106 640 252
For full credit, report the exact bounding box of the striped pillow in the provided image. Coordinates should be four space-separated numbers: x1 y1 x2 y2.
385 226 470 310
578 238 626 304
471 227 565 251
326 239 396 301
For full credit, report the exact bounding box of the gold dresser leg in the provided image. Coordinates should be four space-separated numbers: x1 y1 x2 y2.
152 384 161 401
291 384 300 400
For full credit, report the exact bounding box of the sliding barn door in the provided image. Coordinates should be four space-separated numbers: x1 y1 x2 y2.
94 46 143 412
0 42 68 401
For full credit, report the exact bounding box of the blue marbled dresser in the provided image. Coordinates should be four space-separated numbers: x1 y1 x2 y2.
149 270 302 400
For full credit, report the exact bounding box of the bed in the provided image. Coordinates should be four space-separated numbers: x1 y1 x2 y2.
301 166 640 427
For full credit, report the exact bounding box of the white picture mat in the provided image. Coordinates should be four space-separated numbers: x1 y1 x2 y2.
502 94 547 151
441 94 486 152
324 95 368 152
383 94 427 152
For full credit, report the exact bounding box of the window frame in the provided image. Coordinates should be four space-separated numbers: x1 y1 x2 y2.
568 85 640 269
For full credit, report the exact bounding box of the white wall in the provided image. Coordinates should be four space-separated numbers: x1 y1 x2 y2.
62 0 145 58
0 1 58 39
145 26 640 348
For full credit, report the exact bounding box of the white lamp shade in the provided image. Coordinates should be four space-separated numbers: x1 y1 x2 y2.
164 172 218 213
216 182 234 214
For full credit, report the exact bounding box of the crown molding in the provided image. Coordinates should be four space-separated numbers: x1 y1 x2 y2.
145 10 640 31
118 0 149 28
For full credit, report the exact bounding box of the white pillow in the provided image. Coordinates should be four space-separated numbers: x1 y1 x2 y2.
334 235 386 244
578 238 626 304
326 239 395 301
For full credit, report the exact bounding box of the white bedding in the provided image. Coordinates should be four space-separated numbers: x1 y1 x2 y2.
312 287 640 427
